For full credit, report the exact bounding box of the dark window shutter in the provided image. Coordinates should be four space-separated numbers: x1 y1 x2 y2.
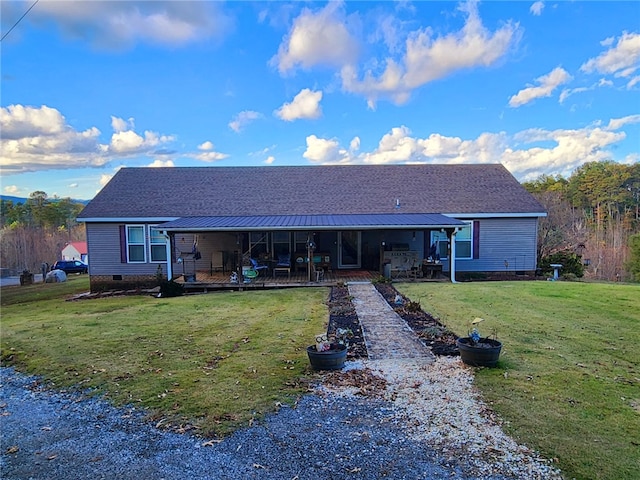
473 221 480 259
120 225 127 263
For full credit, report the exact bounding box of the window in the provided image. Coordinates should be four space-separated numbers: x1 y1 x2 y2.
249 232 268 257
126 225 146 262
455 222 472 259
272 231 290 257
430 222 473 260
294 232 308 253
149 226 167 262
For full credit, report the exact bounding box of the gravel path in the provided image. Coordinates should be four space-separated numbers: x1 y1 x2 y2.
1 360 562 480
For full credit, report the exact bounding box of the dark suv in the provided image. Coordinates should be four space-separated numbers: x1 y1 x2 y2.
52 260 88 274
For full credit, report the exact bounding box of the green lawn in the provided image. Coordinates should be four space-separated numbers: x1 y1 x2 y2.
1 277 329 436
397 280 640 480
3 278 639 479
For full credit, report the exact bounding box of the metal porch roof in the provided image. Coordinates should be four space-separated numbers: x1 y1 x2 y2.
159 213 467 231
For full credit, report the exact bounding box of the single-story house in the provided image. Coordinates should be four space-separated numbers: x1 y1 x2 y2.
61 241 88 264
77 164 546 291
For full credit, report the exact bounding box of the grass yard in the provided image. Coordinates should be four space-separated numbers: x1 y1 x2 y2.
1 277 329 437
397 280 640 480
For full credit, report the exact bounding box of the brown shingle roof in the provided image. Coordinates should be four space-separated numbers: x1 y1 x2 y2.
78 164 545 219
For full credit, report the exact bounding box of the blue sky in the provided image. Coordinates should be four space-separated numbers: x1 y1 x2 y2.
1 0 639 201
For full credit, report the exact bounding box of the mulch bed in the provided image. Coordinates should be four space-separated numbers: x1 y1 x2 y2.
326 283 459 359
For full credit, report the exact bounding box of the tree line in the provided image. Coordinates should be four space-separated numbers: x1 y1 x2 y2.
0 191 86 274
523 161 640 281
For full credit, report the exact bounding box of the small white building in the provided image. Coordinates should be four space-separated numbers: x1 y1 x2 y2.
61 241 88 264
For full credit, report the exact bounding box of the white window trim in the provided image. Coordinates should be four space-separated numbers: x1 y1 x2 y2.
431 221 473 261
126 225 147 263
149 225 168 263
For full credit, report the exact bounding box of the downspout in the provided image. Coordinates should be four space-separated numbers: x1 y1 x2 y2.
163 231 172 281
450 228 458 284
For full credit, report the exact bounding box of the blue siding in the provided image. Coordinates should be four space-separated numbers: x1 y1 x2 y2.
454 217 538 272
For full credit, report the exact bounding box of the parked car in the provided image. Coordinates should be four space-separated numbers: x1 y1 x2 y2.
52 260 88 274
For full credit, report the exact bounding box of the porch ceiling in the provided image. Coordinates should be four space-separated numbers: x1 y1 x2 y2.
159 213 467 231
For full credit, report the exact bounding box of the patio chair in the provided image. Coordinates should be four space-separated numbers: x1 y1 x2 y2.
313 263 325 282
250 258 269 277
273 254 291 278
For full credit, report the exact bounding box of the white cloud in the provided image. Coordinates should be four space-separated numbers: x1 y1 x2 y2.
99 173 113 188
111 116 134 133
301 117 635 180
275 89 323 121
341 2 521 107
264 156 275 165
530 2 545 16
605 114 640 131
229 111 262 133
148 159 175 168
69 182 78 188
3 185 21 195
628 76 640 89
303 135 349 163
509 67 573 107
3 1 231 50
192 140 230 162
271 2 359 74
0 104 176 174
581 32 640 79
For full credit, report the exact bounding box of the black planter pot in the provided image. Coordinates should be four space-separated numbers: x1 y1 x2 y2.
307 344 347 370
456 337 502 367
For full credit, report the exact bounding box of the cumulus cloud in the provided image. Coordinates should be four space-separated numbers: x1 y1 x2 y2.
530 2 545 16
509 67 573 107
275 89 323 121
303 135 347 163
580 32 640 85
0 105 176 174
341 1 521 107
192 141 228 162
3 185 21 194
271 2 359 74
264 156 275 164
228 111 263 133
1 1 231 50
301 117 635 180
148 159 175 168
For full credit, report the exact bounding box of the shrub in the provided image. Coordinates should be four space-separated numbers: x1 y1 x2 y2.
159 280 184 297
539 251 584 278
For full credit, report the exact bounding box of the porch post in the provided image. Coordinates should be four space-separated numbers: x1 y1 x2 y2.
450 229 457 283
163 231 172 281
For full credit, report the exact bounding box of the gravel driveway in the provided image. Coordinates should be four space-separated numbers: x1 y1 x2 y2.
1 361 562 480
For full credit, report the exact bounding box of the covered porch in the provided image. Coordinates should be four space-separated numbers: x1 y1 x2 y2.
174 266 447 293
159 213 467 288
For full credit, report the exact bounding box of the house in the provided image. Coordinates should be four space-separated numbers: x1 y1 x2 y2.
61 241 88 264
77 164 546 291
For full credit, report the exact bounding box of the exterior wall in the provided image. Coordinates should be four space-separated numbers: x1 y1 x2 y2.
86 223 162 291
85 217 539 290
454 217 539 273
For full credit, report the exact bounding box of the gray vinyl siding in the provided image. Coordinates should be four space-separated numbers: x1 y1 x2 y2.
86 223 161 276
454 217 538 272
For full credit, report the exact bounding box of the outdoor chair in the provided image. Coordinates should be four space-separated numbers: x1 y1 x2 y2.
313 264 325 282
250 258 269 277
273 254 291 278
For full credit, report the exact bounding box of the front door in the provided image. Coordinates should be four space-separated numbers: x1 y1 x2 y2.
338 231 361 268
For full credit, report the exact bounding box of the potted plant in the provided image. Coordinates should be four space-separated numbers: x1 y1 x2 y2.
456 318 502 367
306 328 353 370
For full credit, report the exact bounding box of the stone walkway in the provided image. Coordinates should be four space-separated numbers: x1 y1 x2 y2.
348 282 434 362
